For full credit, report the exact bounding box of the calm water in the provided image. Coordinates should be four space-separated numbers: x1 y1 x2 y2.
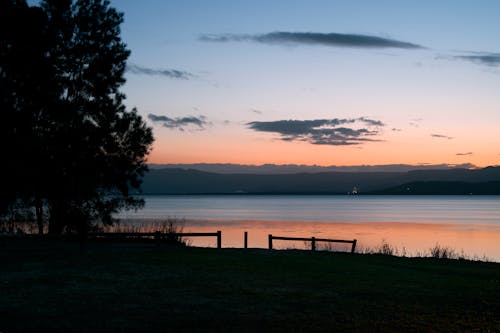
118 195 500 225
117 195 500 260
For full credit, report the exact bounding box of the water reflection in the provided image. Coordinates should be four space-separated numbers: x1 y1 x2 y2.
119 218 500 261
116 195 500 261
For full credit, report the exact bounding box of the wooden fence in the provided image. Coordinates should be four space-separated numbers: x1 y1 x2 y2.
2 231 360 253
268 234 357 253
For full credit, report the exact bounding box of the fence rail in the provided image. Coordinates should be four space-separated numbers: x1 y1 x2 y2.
268 234 357 253
2 231 358 253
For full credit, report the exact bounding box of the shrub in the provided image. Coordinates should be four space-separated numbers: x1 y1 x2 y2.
377 239 395 256
158 218 189 246
103 217 190 246
429 243 457 259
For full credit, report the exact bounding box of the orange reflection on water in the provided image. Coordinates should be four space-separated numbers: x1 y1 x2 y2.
122 218 500 261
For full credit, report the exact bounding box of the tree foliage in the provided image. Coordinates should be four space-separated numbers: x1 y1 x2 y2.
0 0 154 234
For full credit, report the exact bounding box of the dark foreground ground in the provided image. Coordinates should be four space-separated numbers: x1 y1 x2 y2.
1 239 499 332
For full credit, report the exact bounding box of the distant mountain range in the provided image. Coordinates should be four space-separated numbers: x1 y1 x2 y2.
369 181 500 195
140 165 500 195
148 163 477 174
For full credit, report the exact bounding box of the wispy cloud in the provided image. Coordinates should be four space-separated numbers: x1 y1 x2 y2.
409 118 423 128
456 152 473 156
247 118 384 146
431 134 453 140
200 32 424 49
455 52 500 67
127 64 195 79
358 117 384 126
148 113 210 130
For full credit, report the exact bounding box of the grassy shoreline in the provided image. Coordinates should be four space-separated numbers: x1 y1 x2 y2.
4 217 500 262
1 239 499 332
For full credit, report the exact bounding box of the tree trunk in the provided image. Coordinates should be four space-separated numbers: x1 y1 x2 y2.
47 200 67 234
35 196 44 234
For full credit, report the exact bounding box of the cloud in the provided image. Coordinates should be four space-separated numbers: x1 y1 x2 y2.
127 64 195 79
247 118 384 146
409 118 422 128
148 113 210 130
200 32 424 49
358 117 384 126
431 134 453 140
456 152 473 156
455 52 500 67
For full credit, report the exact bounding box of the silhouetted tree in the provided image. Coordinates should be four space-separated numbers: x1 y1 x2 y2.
0 0 55 233
0 0 154 234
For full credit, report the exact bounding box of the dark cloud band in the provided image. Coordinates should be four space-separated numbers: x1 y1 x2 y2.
200 32 423 49
148 113 209 130
127 64 195 79
431 134 453 140
247 118 384 146
456 52 500 67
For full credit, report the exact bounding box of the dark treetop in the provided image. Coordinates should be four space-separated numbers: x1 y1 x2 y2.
0 0 154 234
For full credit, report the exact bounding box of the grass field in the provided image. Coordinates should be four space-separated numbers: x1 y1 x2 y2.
1 239 499 332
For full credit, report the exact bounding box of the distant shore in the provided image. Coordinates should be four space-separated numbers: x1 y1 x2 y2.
141 166 500 194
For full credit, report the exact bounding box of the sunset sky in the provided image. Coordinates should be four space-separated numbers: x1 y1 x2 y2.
114 0 500 167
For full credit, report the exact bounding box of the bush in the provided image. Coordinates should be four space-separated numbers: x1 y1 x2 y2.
157 218 189 246
429 243 457 259
0 199 38 234
103 217 190 246
377 239 395 256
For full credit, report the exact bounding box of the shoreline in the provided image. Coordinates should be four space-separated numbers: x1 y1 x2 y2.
114 218 500 262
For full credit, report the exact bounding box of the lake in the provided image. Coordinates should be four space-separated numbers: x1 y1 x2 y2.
117 195 500 261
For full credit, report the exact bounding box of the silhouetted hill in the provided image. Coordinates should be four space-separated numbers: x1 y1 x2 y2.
148 163 477 174
140 166 500 194
403 167 500 182
369 181 500 195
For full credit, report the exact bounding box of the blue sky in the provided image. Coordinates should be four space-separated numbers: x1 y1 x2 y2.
111 0 500 166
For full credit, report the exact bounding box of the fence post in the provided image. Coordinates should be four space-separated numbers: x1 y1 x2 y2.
216 230 222 249
351 239 357 253
311 237 316 251
268 234 273 250
244 231 248 249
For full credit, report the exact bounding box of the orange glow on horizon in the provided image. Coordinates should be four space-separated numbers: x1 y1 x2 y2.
145 121 500 168
147 138 499 168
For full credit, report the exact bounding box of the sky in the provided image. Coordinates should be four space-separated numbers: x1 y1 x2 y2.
112 0 500 167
